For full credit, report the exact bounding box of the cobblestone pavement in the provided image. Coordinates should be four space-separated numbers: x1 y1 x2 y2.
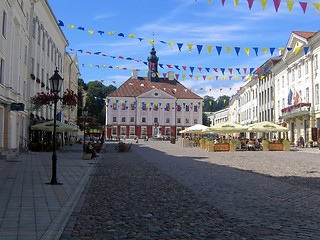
61 144 253 239
62 141 320 239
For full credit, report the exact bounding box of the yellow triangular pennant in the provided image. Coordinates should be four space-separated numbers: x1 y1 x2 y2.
313 3 320 13
187 44 193 53
168 42 174 50
287 0 295 13
209 75 212 80
157 73 160 77
261 76 265 79
148 40 154 45
262 48 268 55
234 0 240 7
182 74 186 81
235 76 239 80
244 47 250 56
170 73 174 79
279 47 285 51
88 30 94 35
196 75 199 80
128 34 134 38
249 76 253 79
226 46 232 55
207 45 213 55
115 66 120 69
260 0 268 10
108 31 114 35
295 47 301 55
89 64 92 67
67 25 74 28
102 65 106 68
222 76 226 80
208 0 211 4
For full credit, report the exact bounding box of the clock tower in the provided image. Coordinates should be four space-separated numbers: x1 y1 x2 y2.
147 46 159 82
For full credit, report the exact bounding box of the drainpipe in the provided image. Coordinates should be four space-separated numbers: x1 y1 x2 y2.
310 47 316 129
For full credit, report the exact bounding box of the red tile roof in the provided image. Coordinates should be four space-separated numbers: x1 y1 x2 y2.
292 31 319 40
108 77 203 99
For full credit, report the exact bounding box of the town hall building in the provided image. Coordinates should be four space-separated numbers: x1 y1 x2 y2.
105 47 203 139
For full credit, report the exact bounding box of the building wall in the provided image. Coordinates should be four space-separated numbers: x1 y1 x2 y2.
106 95 203 138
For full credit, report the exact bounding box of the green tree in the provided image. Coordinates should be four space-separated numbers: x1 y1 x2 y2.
202 112 210 126
86 81 116 127
202 95 230 112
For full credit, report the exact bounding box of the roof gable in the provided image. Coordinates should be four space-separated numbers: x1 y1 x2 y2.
137 88 176 100
108 76 203 100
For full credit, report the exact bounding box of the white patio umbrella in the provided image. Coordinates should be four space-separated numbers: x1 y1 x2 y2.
203 122 248 134
247 121 289 132
180 124 209 134
31 120 79 132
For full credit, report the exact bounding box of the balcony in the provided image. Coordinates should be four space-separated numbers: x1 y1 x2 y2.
281 103 311 120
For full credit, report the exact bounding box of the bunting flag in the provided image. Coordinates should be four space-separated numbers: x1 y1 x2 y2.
313 2 320 13
226 47 232 55
244 48 250 56
299 1 308 13
273 0 281 12
235 47 241 56
207 45 213 54
234 0 240 7
260 0 268 10
187 44 193 53
287 0 295 13
197 45 203 54
248 0 254 9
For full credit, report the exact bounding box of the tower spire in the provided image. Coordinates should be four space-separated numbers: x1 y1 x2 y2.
147 45 159 82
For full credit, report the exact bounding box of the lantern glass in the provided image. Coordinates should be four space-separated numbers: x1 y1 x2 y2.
49 68 64 93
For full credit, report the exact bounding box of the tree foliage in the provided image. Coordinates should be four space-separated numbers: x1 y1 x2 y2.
202 95 230 113
77 80 116 129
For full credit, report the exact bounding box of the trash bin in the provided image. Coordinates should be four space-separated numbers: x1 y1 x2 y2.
170 138 175 144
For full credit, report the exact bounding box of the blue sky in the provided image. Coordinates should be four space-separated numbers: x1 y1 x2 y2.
47 0 320 98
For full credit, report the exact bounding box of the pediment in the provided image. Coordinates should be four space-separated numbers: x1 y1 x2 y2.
137 88 177 100
283 32 309 60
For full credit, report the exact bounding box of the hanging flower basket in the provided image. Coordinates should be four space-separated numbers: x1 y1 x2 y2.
41 82 45 88
36 78 41 83
31 92 55 110
30 74 35 80
62 89 78 108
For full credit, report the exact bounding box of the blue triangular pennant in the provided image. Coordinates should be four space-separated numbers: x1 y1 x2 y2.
270 48 275 55
190 67 195 74
220 68 225 75
197 45 203 54
234 47 240 56
216 46 222 56
253 47 258 56
177 43 183 51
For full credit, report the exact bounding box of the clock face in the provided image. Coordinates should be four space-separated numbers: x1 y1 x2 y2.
151 73 156 77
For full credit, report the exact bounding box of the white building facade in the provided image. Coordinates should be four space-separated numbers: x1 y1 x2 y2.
0 0 79 152
273 31 320 144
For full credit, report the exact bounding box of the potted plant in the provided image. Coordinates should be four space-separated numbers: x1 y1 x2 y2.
229 139 238 152
262 137 270 151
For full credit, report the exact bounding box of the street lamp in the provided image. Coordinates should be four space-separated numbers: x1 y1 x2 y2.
48 68 63 185
82 107 88 152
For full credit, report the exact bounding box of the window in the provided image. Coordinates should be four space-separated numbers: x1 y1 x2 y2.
166 118 170 124
32 18 36 38
154 117 158 123
120 126 126 136
287 72 290 85
42 32 45 50
185 118 189 124
130 103 135 110
292 68 295 81
298 64 301 78
37 26 41 44
194 119 198 124
24 45 28 65
177 105 181 111
47 39 50 56
0 58 4 84
141 126 147 136
315 84 319 105
30 57 34 73
130 117 134 122
112 103 117 110
112 117 117 122
305 60 309 74
165 103 170 111
26 13 29 30
194 106 197 112
112 126 117 135
129 126 135 135
121 117 126 122
142 117 146 123
121 102 126 110
186 105 189 111
306 87 309 103
142 103 147 111
153 103 158 111
282 76 284 87
177 118 181 123
2 11 6 38
315 54 318 69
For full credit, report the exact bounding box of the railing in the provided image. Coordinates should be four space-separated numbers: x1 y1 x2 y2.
281 103 311 119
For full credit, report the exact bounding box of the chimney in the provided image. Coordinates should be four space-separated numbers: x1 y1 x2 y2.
168 71 174 80
132 70 138 79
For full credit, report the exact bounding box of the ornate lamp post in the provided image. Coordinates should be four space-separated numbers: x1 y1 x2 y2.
82 107 88 152
48 68 63 185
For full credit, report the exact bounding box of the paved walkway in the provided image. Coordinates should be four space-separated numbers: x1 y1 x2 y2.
0 144 98 240
1 140 320 239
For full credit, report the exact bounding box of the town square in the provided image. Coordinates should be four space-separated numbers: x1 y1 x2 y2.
1 0 320 239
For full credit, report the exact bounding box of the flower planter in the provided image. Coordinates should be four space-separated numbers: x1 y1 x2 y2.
262 140 269 151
